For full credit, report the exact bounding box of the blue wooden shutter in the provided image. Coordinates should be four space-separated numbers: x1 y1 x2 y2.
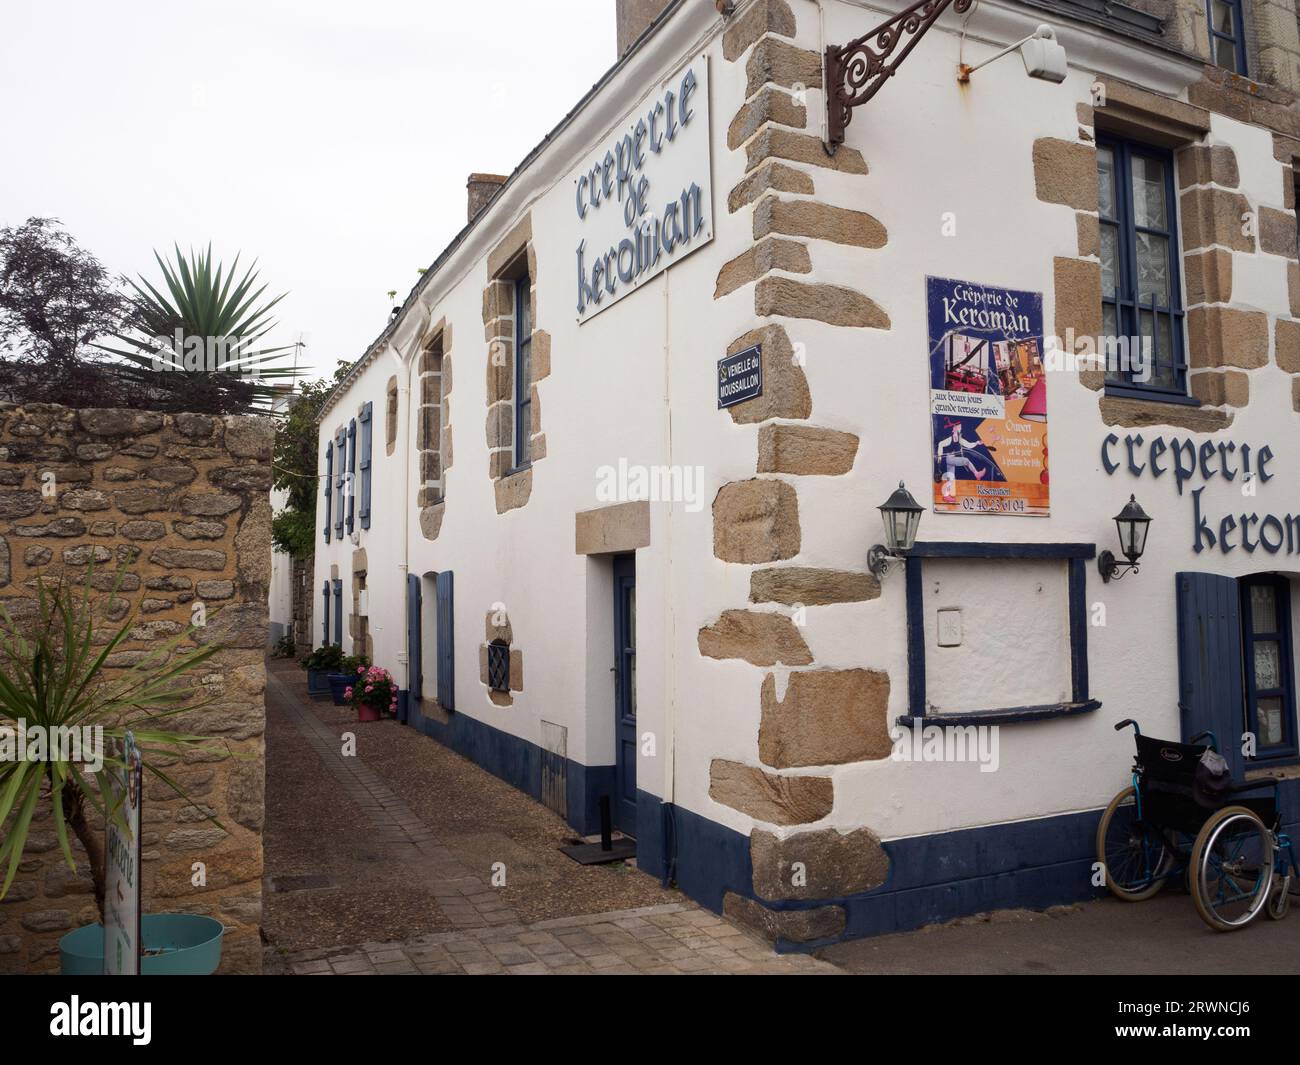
323 443 333 543
346 418 357 534
359 402 372 529
322 581 331 644
436 570 455 710
332 578 343 647
334 428 346 537
407 573 422 700
1176 571 1245 778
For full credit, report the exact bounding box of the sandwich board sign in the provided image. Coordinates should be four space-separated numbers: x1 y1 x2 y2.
104 730 142 974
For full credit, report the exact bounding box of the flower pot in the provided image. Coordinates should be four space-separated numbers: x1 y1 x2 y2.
59 913 224 975
357 704 381 722
306 668 332 697
327 673 353 705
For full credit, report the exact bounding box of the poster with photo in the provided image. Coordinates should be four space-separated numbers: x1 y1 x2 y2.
926 276 1049 516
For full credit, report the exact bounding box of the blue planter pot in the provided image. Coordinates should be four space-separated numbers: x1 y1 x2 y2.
306 668 332 697
327 673 353 705
59 914 224 975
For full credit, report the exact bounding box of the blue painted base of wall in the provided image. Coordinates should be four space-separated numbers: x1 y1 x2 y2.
398 690 614 837
632 779 1300 952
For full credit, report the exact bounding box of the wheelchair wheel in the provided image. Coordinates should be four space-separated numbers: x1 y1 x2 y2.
1190 805 1274 932
1097 786 1171 901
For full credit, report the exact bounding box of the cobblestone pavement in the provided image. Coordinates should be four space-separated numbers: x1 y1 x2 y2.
270 903 836 975
264 666 835 975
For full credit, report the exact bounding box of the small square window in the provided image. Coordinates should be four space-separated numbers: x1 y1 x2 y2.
487 641 510 692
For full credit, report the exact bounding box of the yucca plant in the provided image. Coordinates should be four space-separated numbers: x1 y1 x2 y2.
98 243 299 415
0 568 225 918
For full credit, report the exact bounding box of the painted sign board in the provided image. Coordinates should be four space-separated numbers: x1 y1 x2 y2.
575 54 713 321
104 730 142 975
718 344 762 409
926 276 1049 516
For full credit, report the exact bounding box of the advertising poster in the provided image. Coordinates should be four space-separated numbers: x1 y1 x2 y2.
104 730 142 975
926 276 1049 516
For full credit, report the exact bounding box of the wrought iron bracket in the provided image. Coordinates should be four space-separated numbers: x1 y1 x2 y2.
825 0 972 150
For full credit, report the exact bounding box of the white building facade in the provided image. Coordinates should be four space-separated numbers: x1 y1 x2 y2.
315 0 1300 946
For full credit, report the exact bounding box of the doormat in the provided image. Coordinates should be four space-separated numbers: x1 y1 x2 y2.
559 838 637 866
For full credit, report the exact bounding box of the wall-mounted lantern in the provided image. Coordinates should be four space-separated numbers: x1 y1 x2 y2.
957 25 1067 85
868 481 924 578
1098 494 1152 582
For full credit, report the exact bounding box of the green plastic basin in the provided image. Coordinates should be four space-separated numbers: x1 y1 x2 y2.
59 914 225 975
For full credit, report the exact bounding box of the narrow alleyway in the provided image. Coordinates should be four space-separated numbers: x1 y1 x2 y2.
260 660 835 975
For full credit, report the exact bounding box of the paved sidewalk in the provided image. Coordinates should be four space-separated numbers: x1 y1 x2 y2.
272 903 836 976
263 664 834 975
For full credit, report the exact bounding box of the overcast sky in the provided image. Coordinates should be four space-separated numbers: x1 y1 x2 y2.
0 0 615 381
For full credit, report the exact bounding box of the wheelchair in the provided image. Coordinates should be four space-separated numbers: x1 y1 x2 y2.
1097 719 1299 932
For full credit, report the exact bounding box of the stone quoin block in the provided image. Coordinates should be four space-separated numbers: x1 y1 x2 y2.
744 37 821 98
1187 305 1270 369
728 160 815 214
758 668 891 767
712 479 800 563
1032 138 1099 211
749 826 890 901
756 423 859 476
754 276 890 329
744 128 868 176
1276 317 1300 373
723 893 847 944
1099 396 1233 432
1190 369 1250 407
1176 144 1240 188
1183 248 1233 305
697 609 812 666
708 759 833 826
749 566 880 605
727 87 807 150
752 196 887 249
722 0 796 62
714 237 811 299
723 325 811 424
1259 205 1299 258
1179 186 1256 252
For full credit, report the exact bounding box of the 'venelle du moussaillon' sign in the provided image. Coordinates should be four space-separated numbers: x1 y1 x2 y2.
575 55 713 322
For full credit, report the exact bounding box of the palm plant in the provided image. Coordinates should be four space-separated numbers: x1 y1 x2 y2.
99 244 299 414
0 569 224 918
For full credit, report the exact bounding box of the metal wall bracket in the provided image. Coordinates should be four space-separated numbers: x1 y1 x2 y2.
825 0 972 150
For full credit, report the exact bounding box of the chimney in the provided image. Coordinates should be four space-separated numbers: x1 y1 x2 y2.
467 173 508 221
616 0 674 58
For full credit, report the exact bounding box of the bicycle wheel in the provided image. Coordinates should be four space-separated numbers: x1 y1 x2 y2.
1191 805 1274 932
1097 786 1171 901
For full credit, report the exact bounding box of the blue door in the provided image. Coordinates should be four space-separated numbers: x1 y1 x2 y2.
1176 572 1245 778
613 554 637 836
406 573 422 701
435 570 455 711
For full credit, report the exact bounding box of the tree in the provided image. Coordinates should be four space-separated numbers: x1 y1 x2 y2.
100 244 300 415
271 360 352 558
0 217 132 406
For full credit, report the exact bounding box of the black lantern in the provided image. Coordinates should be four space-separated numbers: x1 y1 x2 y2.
1098 494 1152 582
868 481 924 577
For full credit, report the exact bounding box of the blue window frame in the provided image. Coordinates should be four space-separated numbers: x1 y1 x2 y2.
346 418 357 534
1097 136 1190 403
1207 0 1247 76
359 401 372 529
514 275 532 469
322 442 333 543
1240 575 1297 764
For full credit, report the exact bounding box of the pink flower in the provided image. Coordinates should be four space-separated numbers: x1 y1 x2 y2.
357 666 365 674
365 685 374 693
344 687 353 698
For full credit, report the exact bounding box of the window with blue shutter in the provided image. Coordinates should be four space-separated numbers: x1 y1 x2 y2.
323 442 333 543
407 573 422 701
334 428 345 538
1240 576 1297 764
436 570 455 711
359 402 373 529
322 581 331 644
346 418 357 534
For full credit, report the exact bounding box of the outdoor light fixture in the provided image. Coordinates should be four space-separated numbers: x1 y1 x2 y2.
825 3 1066 149
1098 494 1152 583
868 481 924 578
957 25 1068 85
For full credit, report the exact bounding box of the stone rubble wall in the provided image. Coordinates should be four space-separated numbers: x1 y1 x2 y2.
0 403 270 974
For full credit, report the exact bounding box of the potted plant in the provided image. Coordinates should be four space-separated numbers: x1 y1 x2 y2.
300 643 342 697
345 665 398 723
328 653 369 706
0 569 231 975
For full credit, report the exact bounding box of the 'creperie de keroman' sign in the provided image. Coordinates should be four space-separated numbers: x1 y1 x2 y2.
575 55 713 321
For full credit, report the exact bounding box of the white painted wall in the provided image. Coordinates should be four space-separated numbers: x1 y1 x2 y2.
314 0 1300 852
